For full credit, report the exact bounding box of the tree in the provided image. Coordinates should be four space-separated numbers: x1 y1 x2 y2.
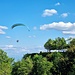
60 43 75 75
31 54 53 75
12 56 33 75
44 39 56 52
68 63 75 75
0 49 13 75
55 37 67 50
69 38 75 47
48 52 64 75
44 37 68 52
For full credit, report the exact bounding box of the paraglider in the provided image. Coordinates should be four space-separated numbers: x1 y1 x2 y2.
11 23 30 43
11 23 30 31
16 40 19 42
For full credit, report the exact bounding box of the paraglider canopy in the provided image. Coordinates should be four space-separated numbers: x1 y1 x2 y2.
11 23 30 31
11 23 30 43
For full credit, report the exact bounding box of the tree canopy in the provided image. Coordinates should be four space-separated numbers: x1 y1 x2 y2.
0 49 14 75
44 37 68 52
0 37 75 75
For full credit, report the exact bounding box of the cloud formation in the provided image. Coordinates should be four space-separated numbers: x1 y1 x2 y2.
28 35 36 38
0 26 8 34
40 22 75 35
0 45 46 61
6 36 11 39
0 45 16 50
63 31 75 34
0 45 46 54
33 26 37 30
61 13 68 18
55 2 60 6
42 9 57 17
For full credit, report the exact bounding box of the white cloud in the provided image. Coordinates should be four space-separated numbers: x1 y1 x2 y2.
0 45 47 61
0 26 8 34
0 29 5 34
6 45 13 48
69 36 75 38
0 45 16 50
0 26 8 29
1 45 46 53
61 13 68 18
63 31 75 34
5 45 16 50
27 46 46 53
42 9 57 17
28 35 36 38
6 36 11 39
21 47 30 52
55 2 60 6
33 26 37 30
40 22 75 35
0 45 29 52
40 22 73 30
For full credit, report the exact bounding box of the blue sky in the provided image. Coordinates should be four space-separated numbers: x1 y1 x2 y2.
0 0 75 61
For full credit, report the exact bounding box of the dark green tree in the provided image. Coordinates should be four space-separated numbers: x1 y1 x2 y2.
69 38 75 47
0 49 14 75
48 52 63 75
55 37 67 49
12 56 33 75
44 37 68 52
44 39 56 52
31 54 53 75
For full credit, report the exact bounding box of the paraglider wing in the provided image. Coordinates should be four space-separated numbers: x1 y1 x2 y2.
11 23 25 29
11 23 30 31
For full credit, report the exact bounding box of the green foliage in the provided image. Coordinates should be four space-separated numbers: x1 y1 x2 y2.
12 56 33 75
1 37 75 75
31 54 53 75
55 37 67 49
44 39 56 51
69 38 75 46
0 49 14 75
68 64 75 75
49 52 63 75
44 37 68 52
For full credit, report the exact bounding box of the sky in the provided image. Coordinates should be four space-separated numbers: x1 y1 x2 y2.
0 0 75 61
